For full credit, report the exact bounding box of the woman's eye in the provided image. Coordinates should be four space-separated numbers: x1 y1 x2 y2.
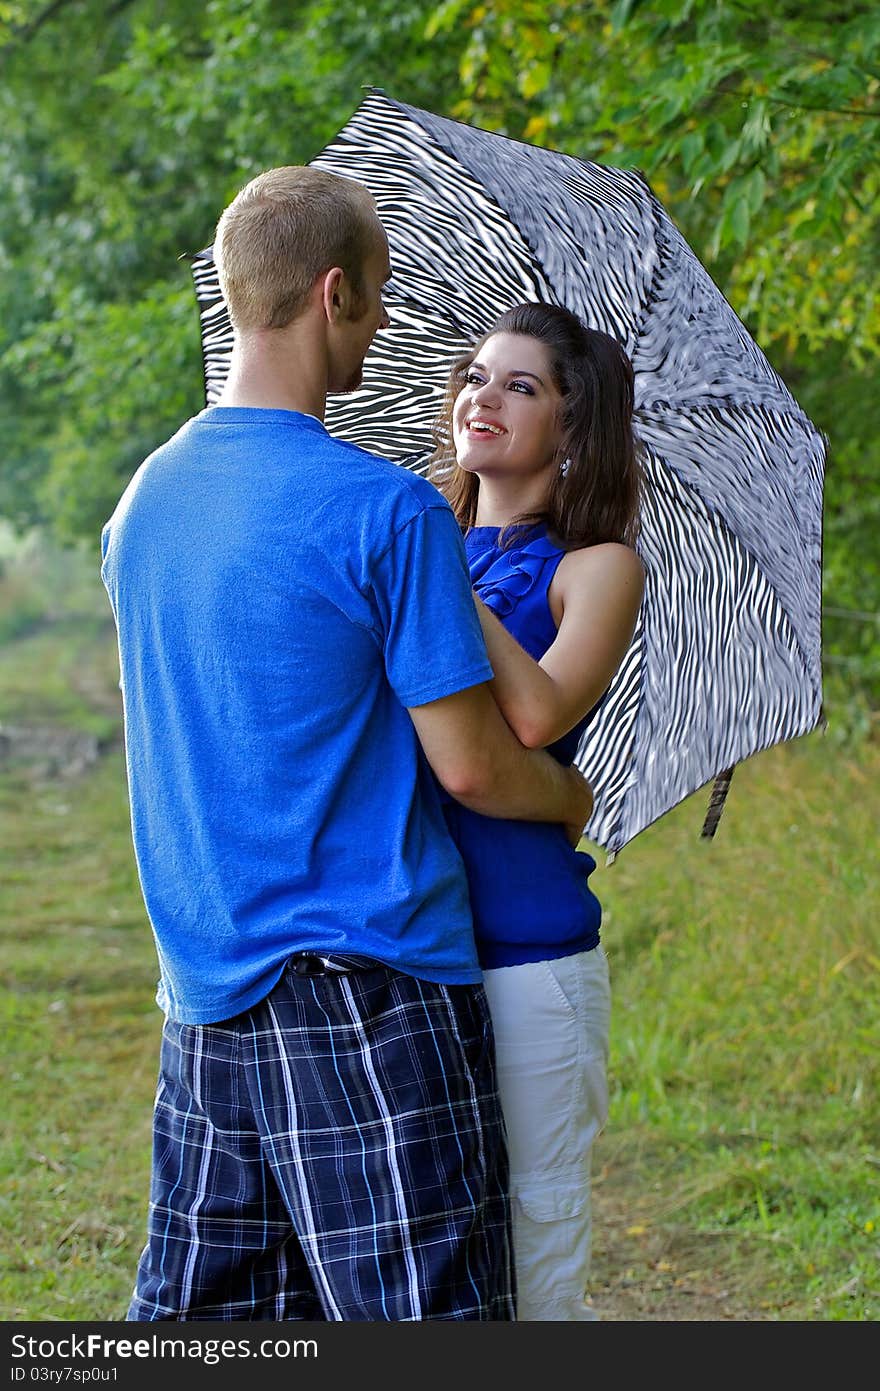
465 371 484 385
509 380 533 394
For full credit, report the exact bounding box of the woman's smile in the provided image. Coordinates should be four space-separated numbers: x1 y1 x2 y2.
465 416 507 437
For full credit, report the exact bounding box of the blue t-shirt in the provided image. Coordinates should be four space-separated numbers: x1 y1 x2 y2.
101 407 494 1023
442 524 604 969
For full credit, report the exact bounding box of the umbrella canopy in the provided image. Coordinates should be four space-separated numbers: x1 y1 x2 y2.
190 88 826 857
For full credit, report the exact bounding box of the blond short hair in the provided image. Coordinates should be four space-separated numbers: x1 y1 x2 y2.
213 166 380 331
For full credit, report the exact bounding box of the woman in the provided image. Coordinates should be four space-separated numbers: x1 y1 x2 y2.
430 301 645 1321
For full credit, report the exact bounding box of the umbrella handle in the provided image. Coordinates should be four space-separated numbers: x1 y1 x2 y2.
701 767 735 839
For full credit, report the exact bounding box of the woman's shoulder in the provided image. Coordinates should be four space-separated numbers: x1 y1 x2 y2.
550 541 645 632
556 540 645 586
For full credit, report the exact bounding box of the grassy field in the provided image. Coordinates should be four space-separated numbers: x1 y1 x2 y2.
589 729 879 1320
1 529 878 1321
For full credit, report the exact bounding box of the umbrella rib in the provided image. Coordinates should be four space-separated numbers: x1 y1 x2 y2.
638 397 828 437
635 419 823 710
626 179 667 366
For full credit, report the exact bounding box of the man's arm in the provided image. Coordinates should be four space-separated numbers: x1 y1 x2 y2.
408 682 593 846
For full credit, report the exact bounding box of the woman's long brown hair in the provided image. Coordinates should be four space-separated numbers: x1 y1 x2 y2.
429 301 643 550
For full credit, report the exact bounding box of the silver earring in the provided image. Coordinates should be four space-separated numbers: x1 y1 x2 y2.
560 456 572 477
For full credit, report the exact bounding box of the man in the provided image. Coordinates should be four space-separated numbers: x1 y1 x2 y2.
101 166 593 1321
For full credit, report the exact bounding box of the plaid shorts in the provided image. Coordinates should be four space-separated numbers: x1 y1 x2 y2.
127 954 515 1321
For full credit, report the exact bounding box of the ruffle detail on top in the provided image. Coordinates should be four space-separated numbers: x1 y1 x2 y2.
467 531 563 621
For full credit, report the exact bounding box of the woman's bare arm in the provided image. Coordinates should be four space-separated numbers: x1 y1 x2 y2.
474 542 645 749
408 682 593 844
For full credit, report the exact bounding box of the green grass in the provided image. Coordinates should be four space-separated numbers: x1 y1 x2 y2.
0 524 120 738
1 753 161 1320
1 534 878 1320
586 733 880 1320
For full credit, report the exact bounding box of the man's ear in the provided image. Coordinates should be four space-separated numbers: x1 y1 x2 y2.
320 267 348 323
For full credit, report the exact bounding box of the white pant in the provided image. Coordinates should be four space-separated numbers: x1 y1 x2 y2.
483 947 611 1321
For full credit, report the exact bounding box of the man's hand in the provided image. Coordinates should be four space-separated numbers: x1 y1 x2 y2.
563 763 593 847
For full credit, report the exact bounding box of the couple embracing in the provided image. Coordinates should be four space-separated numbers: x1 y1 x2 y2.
101 165 644 1322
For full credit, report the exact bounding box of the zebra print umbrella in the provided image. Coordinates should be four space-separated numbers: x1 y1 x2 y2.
190 89 826 857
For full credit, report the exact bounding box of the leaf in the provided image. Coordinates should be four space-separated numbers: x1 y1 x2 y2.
744 167 766 215
730 197 751 246
719 135 743 174
680 131 704 175
610 0 644 33
520 60 552 99
424 0 473 39
523 113 550 140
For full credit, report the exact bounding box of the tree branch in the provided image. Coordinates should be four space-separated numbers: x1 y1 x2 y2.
1 0 81 48
731 87 880 119
0 0 138 69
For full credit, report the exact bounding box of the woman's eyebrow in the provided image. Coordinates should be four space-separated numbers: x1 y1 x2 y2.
470 360 545 384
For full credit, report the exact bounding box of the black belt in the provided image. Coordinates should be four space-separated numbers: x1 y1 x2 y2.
290 952 379 977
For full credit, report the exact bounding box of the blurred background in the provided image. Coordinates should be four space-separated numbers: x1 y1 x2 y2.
1 0 877 1321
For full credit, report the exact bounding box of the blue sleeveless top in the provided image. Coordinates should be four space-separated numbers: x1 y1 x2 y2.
442 524 603 970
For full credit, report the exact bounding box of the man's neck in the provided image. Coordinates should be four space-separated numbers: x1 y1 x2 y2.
216 327 328 421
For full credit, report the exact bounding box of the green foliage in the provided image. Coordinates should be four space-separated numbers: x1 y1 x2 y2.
792 353 880 719
438 0 879 372
0 0 877 706
0 0 470 539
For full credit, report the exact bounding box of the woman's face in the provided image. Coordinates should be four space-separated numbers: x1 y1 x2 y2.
452 332 563 482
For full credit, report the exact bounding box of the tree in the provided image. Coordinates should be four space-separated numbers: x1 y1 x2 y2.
0 0 469 534
428 0 878 366
1 0 877 706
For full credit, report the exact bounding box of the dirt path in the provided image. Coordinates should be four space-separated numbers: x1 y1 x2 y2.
586 1156 764 1321
0 618 121 781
